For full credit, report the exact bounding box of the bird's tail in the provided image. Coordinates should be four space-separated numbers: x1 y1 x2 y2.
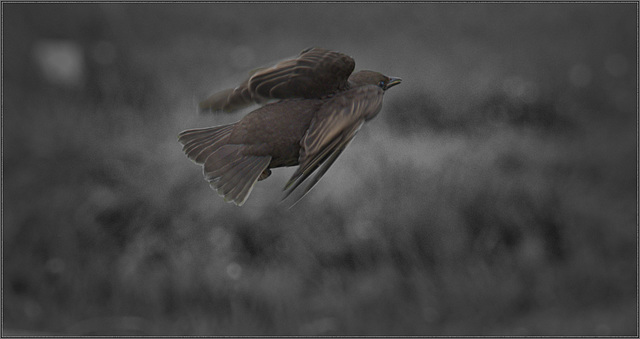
178 125 271 206
178 124 236 163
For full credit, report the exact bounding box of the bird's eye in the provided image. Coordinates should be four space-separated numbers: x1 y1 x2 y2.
378 81 385 88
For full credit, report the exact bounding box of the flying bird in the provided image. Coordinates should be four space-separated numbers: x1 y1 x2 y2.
178 47 401 206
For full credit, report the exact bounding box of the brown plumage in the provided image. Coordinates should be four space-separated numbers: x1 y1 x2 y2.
178 47 401 206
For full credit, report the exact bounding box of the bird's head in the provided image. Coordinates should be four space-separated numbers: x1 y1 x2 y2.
349 70 402 91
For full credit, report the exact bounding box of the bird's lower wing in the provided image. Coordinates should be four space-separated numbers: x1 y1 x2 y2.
282 123 360 206
282 85 384 204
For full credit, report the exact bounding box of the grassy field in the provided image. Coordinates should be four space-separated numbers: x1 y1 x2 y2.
3 3 637 335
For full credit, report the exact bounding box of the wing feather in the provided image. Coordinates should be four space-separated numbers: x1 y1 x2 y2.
199 48 355 113
282 85 384 203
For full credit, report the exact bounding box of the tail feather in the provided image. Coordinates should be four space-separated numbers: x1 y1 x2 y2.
216 153 261 193
219 156 269 200
178 124 235 164
203 144 245 180
203 144 271 206
179 124 271 205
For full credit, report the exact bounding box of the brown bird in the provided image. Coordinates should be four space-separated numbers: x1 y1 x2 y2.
178 47 401 206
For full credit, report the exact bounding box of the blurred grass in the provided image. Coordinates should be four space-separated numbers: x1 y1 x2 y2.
3 3 637 336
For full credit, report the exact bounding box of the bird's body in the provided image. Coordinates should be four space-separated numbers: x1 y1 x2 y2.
178 48 401 206
225 98 322 167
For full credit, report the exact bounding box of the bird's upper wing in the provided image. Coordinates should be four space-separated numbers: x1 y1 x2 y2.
199 48 356 113
283 85 384 203
198 78 254 113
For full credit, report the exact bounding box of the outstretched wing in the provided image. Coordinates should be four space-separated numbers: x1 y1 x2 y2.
200 48 356 113
283 85 384 203
178 124 271 206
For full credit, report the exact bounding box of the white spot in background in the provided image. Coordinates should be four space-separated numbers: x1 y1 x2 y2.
45 257 66 275
88 185 118 210
502 76 539 103
605 53 628 78
226 262 242 280
352 218 373 240
91 40 117 65
569 63 592 87
24 299 42 319
520 238 544 266
209 226 231 249
228 45 256 70
32 39 85 87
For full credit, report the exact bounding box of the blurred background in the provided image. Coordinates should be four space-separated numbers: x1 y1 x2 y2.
2 3 637 336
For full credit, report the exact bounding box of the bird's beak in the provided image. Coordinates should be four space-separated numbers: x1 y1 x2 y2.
385 77 402 90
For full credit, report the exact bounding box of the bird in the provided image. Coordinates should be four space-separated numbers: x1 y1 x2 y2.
178 47 401 206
